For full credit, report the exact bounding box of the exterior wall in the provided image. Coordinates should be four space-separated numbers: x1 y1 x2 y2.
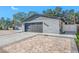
63 24 77 33
25 17 60 23
43 18 60 34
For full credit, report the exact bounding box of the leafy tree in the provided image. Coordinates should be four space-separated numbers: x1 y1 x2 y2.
43 9 52 14
27 11 37 17
43 9 54 17
43 7 62 17
5 18 12 29
0 17 6 30
53 6 62 17
66 9 76 24
13 12 27 24
12 12 27 30
75 12 79 23
61 9 76 24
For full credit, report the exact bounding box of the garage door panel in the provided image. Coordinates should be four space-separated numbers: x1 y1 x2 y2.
25 22 43 32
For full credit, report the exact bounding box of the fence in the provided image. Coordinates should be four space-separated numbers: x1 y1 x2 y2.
63 24 77 33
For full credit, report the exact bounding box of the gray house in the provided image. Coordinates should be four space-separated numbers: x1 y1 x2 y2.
23 14 65 34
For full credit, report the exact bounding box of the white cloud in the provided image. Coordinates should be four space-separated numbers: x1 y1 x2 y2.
11 6 18 10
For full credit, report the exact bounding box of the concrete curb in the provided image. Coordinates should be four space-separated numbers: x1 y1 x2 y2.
71 39 78 53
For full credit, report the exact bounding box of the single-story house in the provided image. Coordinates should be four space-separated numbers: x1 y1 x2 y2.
22 14 66 34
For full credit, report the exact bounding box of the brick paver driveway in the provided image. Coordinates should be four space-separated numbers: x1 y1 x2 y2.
0 31 78 53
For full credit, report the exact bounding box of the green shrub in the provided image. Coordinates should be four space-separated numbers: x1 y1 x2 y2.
76 32 79 39
75 32 79 47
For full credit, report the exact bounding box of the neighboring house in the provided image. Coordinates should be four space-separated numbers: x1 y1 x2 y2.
22 14 65 34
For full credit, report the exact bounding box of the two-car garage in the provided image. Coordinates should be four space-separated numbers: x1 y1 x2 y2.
23 14 65 34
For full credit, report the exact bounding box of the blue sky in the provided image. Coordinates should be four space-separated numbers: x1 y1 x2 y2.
0 6 79 19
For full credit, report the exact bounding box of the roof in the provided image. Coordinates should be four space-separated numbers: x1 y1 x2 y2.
24 14 65 23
